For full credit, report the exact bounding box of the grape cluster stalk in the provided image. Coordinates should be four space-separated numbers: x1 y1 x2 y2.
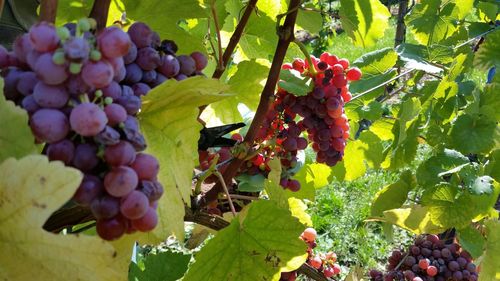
0 19 208 240
369 234 479 281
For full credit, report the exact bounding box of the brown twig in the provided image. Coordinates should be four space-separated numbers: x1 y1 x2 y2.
210 0 224 72
214 171 237 216
89 0 112 31
0 0 5 18
194 0 301 209
211 0 258 79
39 0 58 23
228 194 260 201
394 0 409 47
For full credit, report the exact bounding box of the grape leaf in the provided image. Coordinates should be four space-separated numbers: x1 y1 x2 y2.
422 183 500 229
265 158 312 226
278 69 314 97
0 155 123 281
183 200 308 281
468 176 495 195
371 170 416 216
474 29 500 71
457 225 485 259
293 163 332 201
0 78 37 162
485 149 500 182
339 0 391 48
236 173 266 192
296 8 323 34
352 47 398 76
477 1 499 22
349 69 397 97
416 149 469 188
139 77 231 241
121 0 207 54
128 251 191 281
209 60 270 123
396 44 449 73
449 114 500 154
377 205 446 235
479 220 500 281
370 118 396 141
406 0 460 45
56 0 124 28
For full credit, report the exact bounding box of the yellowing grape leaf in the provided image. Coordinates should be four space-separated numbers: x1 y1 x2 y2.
0 155 123 281
0 78 37 162
139 76 231 242
183 200 308 281
374 205 446 235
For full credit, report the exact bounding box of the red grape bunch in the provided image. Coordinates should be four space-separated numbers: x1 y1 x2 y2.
368 234 479 281
281 227 342 280
256 52 362 191
0 19 171 241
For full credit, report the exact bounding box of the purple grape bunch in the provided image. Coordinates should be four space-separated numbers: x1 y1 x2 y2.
0 19 208 240
369 234 479 281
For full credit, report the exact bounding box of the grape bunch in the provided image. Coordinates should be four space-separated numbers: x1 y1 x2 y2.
368 234 479 281
281 227 342 280
256 52 362 190
0 19 170 241
119 21 208 96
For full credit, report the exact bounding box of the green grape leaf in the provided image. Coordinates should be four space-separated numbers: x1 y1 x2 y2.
0 78 37 162
339 0 391 48
416 149 469 188
485 149 500 182
376 205 446 235
406 0 459 45
371 170 416 216
396 43 451 73
479 220 500 281
0 155 124 281
296 9 323 34
56 0 124 28
449 114 500 154
236 174 266 192
468 176 495 195
349 69 397 97
474 30 500 71
292 163 332 201
477 1 499 22
370 118 396 141
457 225 486 259
209 60 270 123
352 47 398 76
278 69 314 97
423 183 500 229
128 251 191 281
122 0 207 54
183 200 308 281
332 130 383 180
480 76 500 120
352 100 384 122
139 77 231 241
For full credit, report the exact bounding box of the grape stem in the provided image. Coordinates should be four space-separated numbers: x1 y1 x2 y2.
193 157 234 180
194 154 221 195
394 251 409 271
39 0 58 23
89 0 111 31
293 39 317 76
214 170 237 217
193 0 302 209
210 0 224 72
228 194 260 201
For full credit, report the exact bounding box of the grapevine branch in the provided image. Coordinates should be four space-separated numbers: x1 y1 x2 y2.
194 0 302 209
0 0 5 18
89 0 112 31
211 0 258 79
39 0 58 23
210 0 224 72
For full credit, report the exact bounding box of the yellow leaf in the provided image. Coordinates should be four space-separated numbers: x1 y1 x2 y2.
374 205 446 234
0 155 123 281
